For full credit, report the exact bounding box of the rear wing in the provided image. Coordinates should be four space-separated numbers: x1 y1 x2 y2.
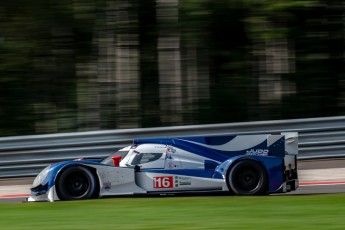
282 132 298 155
266 132 298 158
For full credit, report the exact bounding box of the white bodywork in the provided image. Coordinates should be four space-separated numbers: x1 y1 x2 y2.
97 144 227 196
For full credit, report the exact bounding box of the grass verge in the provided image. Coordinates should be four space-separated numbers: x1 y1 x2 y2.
1 194 345 229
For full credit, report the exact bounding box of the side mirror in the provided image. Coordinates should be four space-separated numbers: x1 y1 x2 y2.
112 155 122 167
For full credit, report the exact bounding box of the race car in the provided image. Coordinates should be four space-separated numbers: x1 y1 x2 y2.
28 133 298 202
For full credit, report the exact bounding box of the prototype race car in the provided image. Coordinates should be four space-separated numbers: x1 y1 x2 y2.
28 133 298 202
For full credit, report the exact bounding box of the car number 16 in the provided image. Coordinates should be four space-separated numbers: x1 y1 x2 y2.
153 176 173 188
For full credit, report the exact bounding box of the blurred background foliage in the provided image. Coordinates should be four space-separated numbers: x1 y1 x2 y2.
0 0 344 136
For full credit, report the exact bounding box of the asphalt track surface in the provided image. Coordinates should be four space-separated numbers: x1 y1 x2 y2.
288 158 345 195
0 159 345 203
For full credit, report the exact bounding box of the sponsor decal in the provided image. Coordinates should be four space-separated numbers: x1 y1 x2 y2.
174 176 192 186
179 181 192 186
246 149 269 156
103 181 111 190
167 162 176 169
153 176 174 188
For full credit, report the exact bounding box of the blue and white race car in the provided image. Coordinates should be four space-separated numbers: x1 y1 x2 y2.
28 133 298 202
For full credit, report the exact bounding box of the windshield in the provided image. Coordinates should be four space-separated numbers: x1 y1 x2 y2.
129 152 163 166
101 148 131 165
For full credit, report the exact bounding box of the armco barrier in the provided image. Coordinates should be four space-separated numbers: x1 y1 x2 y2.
1 116 345 178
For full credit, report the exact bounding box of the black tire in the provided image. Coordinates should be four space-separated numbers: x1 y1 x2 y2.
227 160 268 195
56 166 97 200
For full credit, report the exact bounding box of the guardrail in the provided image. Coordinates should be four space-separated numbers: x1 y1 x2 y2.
1 116 345 178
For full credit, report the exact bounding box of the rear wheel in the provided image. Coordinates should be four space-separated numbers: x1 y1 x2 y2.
227 160 268 195
56 166 97 200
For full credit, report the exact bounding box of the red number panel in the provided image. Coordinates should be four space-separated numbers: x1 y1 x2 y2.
153 176 174 188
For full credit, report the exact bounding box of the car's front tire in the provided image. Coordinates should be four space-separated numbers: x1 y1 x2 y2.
227 160 268 195
56 166 98 200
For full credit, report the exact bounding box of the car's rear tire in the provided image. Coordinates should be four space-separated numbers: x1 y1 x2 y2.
56 166 97 200
227 160 268 195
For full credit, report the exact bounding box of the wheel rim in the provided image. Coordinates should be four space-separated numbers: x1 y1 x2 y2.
63 171 90 198
234 166 260 192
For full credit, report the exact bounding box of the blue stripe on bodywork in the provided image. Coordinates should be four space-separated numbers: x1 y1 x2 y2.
134 138 174 145
173 138 268 161
134 137 270 162
180 136 237 146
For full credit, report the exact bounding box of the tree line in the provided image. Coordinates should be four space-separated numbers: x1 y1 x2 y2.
0 0 344 136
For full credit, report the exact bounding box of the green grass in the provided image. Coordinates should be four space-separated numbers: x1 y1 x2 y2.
1 194 345 229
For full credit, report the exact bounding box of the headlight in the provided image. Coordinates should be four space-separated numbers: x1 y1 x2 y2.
32 165 51 188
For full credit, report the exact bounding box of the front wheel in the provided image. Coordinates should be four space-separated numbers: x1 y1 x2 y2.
56 166 97 200
227 160 268 195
